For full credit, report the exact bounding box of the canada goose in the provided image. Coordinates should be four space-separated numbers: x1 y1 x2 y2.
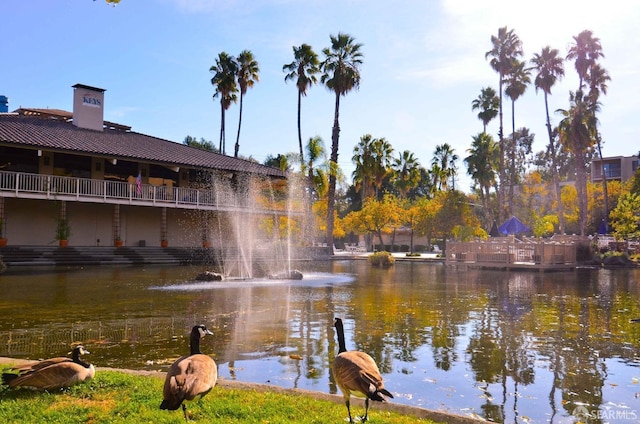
160 324 217 420
332 317 393 423
1 345 95 390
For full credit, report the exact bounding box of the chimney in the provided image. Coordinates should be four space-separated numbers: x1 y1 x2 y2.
72 84 106 131
0 95 8 113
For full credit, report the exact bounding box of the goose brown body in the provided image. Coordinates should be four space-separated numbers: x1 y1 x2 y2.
1 345 95 390
160 324 217 420
332 318 392 423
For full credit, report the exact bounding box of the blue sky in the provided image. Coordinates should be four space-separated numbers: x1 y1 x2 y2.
2 0 639 191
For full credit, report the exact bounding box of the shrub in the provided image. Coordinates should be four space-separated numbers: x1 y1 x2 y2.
369 251 395 267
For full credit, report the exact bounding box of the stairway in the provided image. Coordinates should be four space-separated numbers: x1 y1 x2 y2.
0 246 217 268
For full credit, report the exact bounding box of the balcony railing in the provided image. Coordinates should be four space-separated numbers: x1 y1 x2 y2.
0 170 289 214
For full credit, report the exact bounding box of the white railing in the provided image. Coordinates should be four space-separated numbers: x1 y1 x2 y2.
0 170 289 214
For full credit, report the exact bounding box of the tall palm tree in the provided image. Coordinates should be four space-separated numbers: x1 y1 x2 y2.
432 143 458 190
531 45 565 233
557 91 600 236
465 132 498 224
210 52 238 155
566 30 603 93
587 62 611 231
283 44 320 164
234 50 260 158
566 30 606 233
471 87 500 133
391 150 421 199
321 32 364 249
504 59 531 215
485 26 523 221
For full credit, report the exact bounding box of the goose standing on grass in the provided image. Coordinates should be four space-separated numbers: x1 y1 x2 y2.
1 345 95 390
332 317 393 423
160 324 217 420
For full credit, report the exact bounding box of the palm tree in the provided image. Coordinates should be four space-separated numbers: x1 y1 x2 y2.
321 32 364 249
432 143 458 190
210 52 238 155
485 26 523 221
471 87 500 133
557 91 600 236
566 30 603 93
587 62 611 231
234 50 260 158
351 135 392 201
465 132 498 224
391 150 421 198
283 44 320 164
566 29 606 234
370 137 393 198
504 59 531 215
352 134 376 202
305 136 328 200
531 45 565 233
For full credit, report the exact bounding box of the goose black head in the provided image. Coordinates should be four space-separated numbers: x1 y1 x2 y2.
194 324 214 339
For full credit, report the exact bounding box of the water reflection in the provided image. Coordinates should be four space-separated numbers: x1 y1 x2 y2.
1 262 640 423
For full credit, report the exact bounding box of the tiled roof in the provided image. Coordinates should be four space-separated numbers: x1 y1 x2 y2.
0 113 287 178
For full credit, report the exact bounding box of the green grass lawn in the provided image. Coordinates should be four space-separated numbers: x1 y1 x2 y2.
0 369 444 423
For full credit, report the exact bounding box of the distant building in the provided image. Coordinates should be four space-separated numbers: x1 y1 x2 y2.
591 155 639 183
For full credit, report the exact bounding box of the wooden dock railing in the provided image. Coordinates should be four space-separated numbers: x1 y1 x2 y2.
446 238 577 270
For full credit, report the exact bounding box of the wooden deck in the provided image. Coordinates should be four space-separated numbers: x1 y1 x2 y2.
446 238 577 272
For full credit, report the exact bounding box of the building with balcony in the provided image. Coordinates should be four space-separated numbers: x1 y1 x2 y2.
0 84 289 249
591 155 639 183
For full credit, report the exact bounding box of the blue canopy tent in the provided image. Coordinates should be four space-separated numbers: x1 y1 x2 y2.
498 216 531 235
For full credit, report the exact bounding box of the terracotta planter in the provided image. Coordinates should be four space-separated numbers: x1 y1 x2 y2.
161 240 168 248
0 238 7 247
59 239 68 248
114 239 123 248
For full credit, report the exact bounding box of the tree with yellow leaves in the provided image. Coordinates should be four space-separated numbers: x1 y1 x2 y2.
342 194 401 250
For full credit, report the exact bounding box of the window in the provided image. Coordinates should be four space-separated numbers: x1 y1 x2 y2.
603 162 621 178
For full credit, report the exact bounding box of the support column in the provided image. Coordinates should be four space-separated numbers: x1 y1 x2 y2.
113 204 121 247
161 207 168 247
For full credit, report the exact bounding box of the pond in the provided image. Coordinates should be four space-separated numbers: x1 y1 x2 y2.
1 261 640 423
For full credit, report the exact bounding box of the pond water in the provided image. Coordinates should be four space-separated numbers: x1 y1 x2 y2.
1 261 640 423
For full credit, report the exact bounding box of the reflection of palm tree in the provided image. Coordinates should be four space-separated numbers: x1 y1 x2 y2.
321 32 363 250
531 46 565 233
235 50 260 158
283 44 320 164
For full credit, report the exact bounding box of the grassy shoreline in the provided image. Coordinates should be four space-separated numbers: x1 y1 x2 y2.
0 359 483 423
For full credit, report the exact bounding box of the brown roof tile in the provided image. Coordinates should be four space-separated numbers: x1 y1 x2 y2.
0 113 286 178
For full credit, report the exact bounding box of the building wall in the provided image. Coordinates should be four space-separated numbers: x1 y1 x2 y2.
2 198 206 247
